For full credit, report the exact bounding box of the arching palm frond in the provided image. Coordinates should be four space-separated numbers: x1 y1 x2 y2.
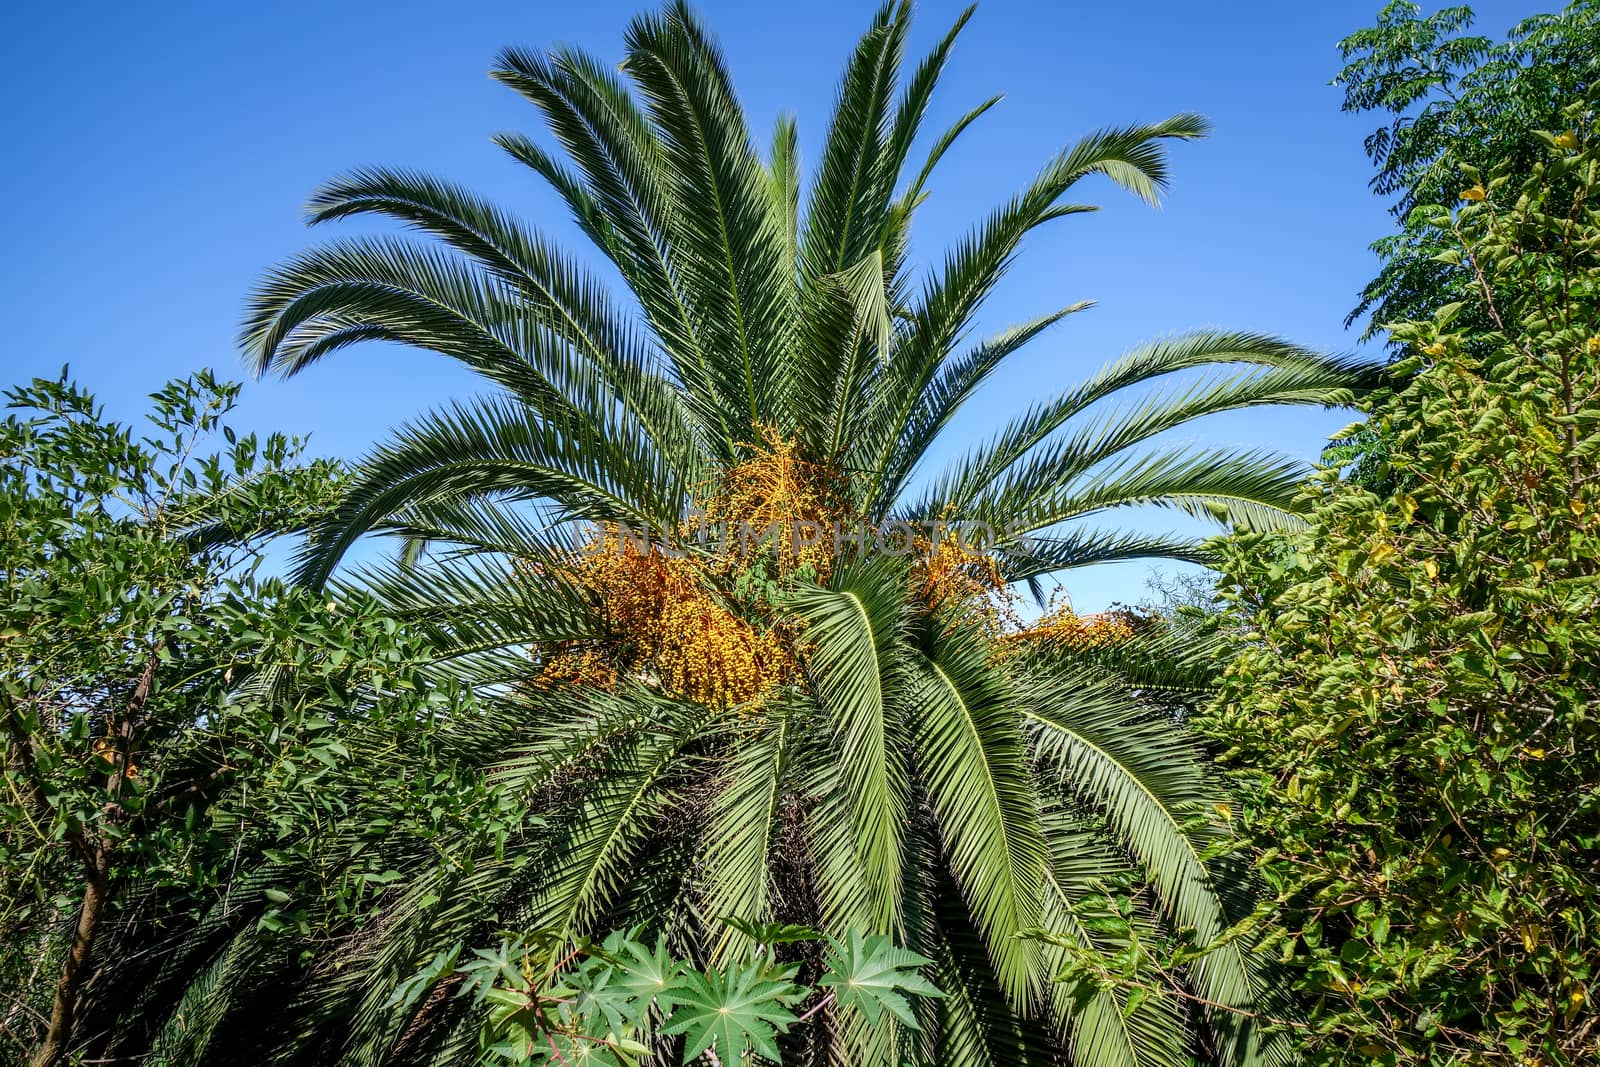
906 617 1048 1005
1021 662 1288 1067
785 559 913 936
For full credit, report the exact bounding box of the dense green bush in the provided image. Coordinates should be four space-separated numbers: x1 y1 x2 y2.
1204 107 1600 1064
0 374 483 1067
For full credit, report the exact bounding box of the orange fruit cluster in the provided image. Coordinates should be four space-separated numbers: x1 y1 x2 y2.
911 526 1019 633
541 527 791 708
1015 603 1151 651
537 431 1107 707
695 425 853 582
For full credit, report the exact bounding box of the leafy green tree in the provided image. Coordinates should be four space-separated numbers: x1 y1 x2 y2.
1336 0 1600 338
1202 105 1600 1064
0 373 476 1067
71 5 1372 1065
1326 1 1600 487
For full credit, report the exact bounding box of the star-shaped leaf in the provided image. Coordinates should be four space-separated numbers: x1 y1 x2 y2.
573 931 684 1032
660 962 804 1063
608 933 685 1005
817 931 943 1029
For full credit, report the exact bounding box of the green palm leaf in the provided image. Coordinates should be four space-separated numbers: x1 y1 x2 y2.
783 559 911 935
1022 664 1284 1066
907 618 1047 1003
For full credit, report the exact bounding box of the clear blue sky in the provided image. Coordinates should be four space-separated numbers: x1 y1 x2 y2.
2 0 1544 610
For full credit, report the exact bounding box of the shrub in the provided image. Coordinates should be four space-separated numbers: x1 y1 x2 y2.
1204 101 1600 1065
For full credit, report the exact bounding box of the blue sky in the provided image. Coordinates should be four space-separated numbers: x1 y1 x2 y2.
2 0 1543 610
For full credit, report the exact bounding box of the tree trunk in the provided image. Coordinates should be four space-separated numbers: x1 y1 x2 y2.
29 648 157 1067
29 845 109 1067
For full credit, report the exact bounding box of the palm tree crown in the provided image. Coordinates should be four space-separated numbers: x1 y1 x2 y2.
98 4 1373 1065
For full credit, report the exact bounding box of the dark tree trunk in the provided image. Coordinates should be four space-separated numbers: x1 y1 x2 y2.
29 648 158 1067
29 845 109 1067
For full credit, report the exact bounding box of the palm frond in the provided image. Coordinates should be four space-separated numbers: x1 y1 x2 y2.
244 236 554 397
902 114 1208 364
623 1 793 432
913 333 1375 520
973 445 1313 549
696 698 802 962
517 696 708 943
492 42 737 456
896 93 1000 214
998 529 1211 590
784 559 912 934
332 550 596 687
908 618 1048 1003
294 395 679 587
1022 663 1278 1067
766 113 802 300
1037 815 1190 1067
911 860 1060 1067
869 302 1092 512
799 2 908 282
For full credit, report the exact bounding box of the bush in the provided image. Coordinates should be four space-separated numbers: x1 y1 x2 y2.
1203 102 1600 1064
0 373 472 1067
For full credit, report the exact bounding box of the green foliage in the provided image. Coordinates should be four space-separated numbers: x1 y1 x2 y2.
426 923 938 1065
11 5 1376 1065
1203 107 1600 1064
117 4 1374 1065
0 372 479 1066
1021 874 1290 1040
817 928 942 1029
659 962 802 1063
1335 0 1600 338
1329 2 1600 489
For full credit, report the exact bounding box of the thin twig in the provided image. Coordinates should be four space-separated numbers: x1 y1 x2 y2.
796 990 835 1024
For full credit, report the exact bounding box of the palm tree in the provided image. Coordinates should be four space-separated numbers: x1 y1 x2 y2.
77 5 1369 1065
